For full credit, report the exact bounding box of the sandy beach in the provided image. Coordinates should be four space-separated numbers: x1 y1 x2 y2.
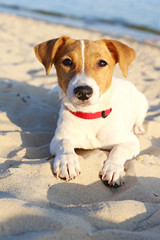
0 12 160 239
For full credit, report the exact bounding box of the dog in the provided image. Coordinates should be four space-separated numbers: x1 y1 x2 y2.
34 36 148 186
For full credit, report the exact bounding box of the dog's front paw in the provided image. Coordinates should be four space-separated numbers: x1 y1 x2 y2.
100 161 125 187
53 153 81 181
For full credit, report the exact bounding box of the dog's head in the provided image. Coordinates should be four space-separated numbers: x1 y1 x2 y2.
34 36 136 107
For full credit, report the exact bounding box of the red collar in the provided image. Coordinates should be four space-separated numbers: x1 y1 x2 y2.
66 107 112 120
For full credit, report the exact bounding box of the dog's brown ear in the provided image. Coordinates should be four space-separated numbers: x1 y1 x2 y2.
104 40 136 78
34 36 70 75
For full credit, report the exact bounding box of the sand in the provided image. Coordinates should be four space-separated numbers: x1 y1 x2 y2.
0 12 160 240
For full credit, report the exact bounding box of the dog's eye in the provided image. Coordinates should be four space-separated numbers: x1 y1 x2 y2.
63 58 73 66
97 60 107 68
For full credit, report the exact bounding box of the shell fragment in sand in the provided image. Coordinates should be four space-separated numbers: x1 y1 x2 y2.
136 156 143 162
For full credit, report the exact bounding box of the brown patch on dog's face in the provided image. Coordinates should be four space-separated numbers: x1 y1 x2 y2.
83 40 116 95
54 39 82 94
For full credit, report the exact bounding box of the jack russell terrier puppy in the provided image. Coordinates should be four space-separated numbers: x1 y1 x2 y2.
34 36 148 186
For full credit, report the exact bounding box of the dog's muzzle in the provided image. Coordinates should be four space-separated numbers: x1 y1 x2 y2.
74 85 93 100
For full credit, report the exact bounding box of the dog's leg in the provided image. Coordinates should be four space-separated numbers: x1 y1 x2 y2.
100 134 140 186
50 138 81 180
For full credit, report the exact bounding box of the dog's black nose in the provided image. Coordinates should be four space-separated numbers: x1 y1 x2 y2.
74 86 93 100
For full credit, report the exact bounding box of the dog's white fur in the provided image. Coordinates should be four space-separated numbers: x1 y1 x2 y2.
35 37 148 186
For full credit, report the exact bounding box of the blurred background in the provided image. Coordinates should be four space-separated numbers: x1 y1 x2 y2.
0 0 160 41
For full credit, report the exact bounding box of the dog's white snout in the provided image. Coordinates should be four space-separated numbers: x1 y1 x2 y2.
74 85 93 100
67 74 100 106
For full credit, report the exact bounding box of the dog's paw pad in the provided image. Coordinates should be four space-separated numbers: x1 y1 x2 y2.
101 178 122 188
